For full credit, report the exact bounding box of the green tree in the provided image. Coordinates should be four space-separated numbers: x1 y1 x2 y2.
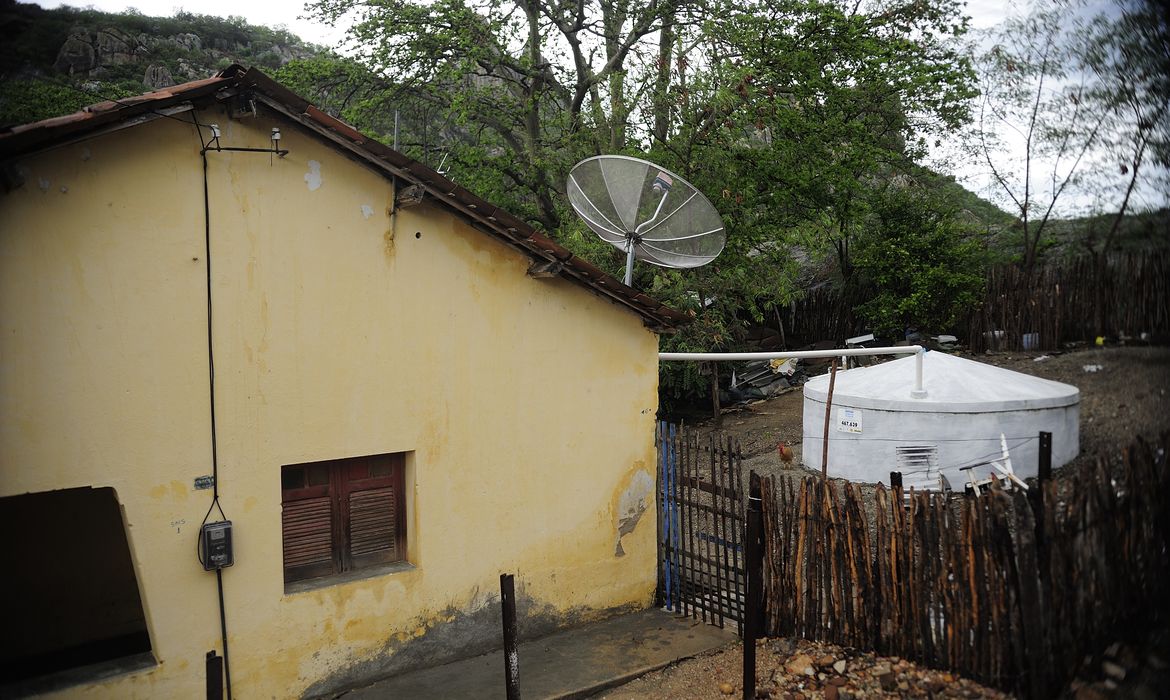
852 186 986 336
306 0 683 230
1075 0 1169 258
649 0 977 356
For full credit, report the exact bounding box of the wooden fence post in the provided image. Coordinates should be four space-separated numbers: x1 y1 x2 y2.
743 471 764 700
1033 432 1052 565
821 360 839 477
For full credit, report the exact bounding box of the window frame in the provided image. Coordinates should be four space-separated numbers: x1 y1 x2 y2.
281 453 407 585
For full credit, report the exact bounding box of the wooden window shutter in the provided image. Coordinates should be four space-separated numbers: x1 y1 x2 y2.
281 464 338 584
341 454 405 570
282 496 336 582
347 486 399 568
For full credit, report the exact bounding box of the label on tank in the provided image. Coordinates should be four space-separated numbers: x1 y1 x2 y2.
836 408 863 434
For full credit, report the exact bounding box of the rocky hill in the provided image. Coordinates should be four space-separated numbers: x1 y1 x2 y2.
0 1 319 126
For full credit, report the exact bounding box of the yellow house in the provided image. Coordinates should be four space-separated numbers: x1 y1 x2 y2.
0 66 686 698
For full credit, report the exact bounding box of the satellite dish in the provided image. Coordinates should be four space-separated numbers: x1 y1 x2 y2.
567 155 726 286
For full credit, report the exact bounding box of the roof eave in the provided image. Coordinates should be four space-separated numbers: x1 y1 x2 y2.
0 66 689 333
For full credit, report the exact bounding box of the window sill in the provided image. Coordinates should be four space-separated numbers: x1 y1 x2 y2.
284 560 416 596
1 651 156 698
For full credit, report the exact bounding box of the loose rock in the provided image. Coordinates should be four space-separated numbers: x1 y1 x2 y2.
785 654 814 677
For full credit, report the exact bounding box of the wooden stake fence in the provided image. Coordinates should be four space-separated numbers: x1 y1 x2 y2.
967 251 1170 352
759 433 1170 698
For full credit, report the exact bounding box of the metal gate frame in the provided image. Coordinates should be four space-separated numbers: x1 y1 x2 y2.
657 422 746 634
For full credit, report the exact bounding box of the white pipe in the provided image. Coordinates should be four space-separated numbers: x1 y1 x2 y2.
658 346 928 398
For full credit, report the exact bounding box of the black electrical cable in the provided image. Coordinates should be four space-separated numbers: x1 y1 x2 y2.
192 114 287 700
195 116 233 700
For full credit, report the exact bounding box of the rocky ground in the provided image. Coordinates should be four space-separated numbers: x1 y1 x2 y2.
593 631 1170 699
595 636 1010 699
596 346 1170 699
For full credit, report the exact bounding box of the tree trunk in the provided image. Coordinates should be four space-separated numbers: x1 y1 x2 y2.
601 0 628 150
652 11 675 145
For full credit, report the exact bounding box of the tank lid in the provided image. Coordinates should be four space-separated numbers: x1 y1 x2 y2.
803 352 1080 413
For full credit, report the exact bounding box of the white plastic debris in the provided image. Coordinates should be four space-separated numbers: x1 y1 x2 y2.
769 358 797 376
1083 364 1104 373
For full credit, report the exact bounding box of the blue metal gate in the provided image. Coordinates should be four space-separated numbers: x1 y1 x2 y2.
657 422 746 634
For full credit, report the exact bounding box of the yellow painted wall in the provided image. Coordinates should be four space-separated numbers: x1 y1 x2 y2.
0 105 661 698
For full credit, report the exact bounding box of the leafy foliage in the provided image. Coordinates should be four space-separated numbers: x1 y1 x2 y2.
852 186 986 336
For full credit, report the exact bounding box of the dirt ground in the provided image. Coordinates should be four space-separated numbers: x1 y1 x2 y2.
595 346 1170 700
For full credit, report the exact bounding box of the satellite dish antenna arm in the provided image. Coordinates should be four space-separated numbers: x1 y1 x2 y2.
636 190 700 238
634 189 672 235
624 188 670 286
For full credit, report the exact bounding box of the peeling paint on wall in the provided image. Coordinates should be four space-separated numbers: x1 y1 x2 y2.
614 469 654 556
360 204 374 219
304 160 322 191
37 177 50 192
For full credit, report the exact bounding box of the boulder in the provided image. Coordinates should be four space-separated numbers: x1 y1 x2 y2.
172 32 202 52
143 64 174 89
54 30 96 74
95 27 138 66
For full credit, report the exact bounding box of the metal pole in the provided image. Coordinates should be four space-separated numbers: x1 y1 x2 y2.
912 348 927 397
658 346 928 399
820 359 838 477
206 651 223 700
216 568 232 700
658 346 923 361
624 240 636 286
1037 431 1052 483
742 472 763 700
501 573 520 700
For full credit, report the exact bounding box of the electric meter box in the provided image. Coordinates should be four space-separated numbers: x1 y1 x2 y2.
201 520 234 570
